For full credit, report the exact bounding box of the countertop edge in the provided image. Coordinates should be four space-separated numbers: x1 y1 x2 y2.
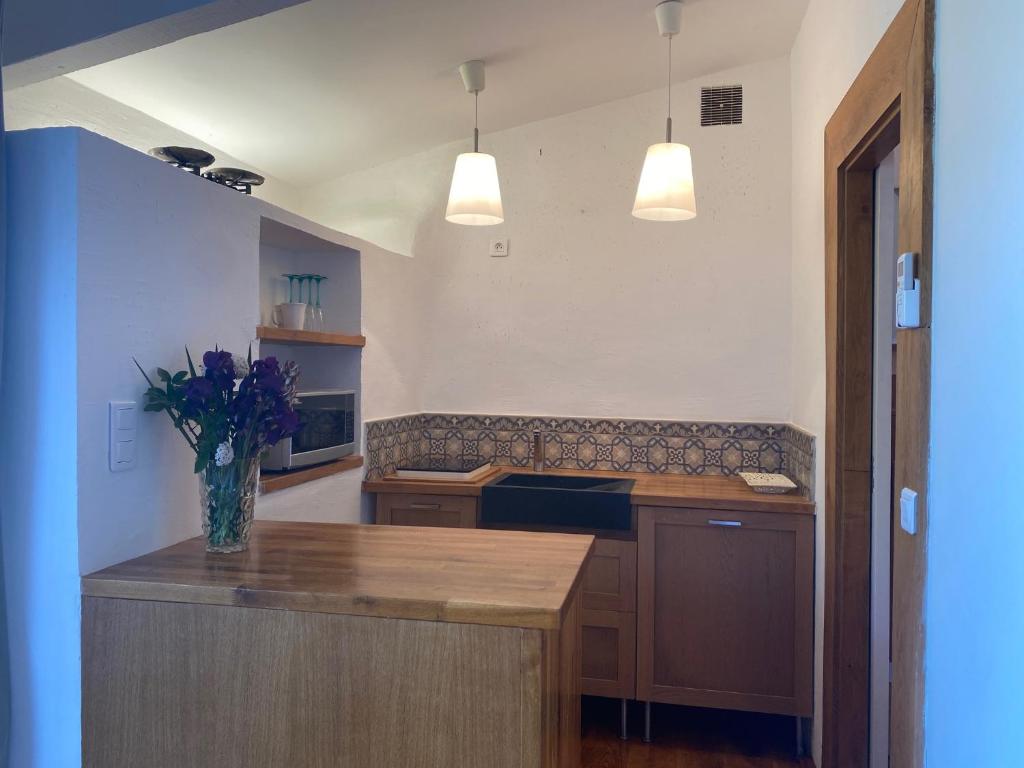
630 494 814 513
80 576 578 631
363 469 815 515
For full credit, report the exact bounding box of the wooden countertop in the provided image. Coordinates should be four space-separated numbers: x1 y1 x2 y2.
81 521 594 630
363 466 815 515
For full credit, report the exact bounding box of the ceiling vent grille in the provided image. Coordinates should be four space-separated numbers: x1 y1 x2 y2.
701 85 743 126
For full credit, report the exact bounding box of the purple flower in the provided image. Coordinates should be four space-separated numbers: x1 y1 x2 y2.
202 350 235 389
267 407 300 446
138 346 302 473
184 376 214 403
181 376 215 418
250 357 285 394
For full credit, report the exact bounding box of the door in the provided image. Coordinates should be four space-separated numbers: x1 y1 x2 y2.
870 146 899 767
823 2 933 764
581 609 636 698
580 539 637 698
636 506 813 716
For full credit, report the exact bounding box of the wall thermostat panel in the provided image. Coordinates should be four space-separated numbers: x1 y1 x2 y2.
896 251 921 328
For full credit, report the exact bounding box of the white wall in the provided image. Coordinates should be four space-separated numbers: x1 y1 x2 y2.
925 1 1024 764
788 0 904 759
1 128 82 768
75 128 262 575
302 56 794 423
3 128 376 765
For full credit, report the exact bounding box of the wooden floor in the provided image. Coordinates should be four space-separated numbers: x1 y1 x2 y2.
581 697 816 768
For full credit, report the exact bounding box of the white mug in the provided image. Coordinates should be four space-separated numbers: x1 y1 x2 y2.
272 302 307 331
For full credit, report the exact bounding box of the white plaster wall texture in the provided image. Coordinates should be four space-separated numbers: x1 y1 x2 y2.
788 0 905 760
255 471 368 524
75 129 262 575
299 168 433 425
302 56 794 424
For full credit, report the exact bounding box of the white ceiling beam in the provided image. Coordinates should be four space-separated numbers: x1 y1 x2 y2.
2 0 310 89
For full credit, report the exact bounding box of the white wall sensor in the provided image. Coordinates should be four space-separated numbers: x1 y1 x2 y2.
896 252 921 328
900 487 918 535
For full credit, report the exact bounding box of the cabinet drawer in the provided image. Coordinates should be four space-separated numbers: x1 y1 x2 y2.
581 609 636 700
375 494 478 529
582 539 637 612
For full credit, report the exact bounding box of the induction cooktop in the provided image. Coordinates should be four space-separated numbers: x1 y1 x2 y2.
394 457 492 481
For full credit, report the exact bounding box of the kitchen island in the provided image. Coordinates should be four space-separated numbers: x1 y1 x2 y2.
81 521 593 768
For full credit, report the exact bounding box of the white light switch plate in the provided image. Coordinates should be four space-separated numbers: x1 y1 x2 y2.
109 401 138 472
489 238 509 257
900 487 918 534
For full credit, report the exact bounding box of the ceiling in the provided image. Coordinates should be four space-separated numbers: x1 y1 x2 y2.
65 0 809 187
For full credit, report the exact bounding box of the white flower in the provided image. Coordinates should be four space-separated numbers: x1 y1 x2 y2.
215 441 235 467
232 354 249 379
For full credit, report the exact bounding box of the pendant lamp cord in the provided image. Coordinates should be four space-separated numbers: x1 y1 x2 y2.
666 34 673 143
473 90 480 152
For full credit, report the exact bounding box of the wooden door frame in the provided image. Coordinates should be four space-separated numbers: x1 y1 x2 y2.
823 1 933 767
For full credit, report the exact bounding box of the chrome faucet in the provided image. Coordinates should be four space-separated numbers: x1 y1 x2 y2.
532 430 545 472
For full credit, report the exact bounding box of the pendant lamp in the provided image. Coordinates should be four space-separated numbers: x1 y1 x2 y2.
632 0 697 221
446 60 504 226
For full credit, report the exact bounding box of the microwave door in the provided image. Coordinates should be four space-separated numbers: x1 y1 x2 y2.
288 393 355 468
289 442 354 468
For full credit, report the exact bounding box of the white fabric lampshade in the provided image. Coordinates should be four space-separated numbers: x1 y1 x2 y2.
445 152 504 225
632 142 697 221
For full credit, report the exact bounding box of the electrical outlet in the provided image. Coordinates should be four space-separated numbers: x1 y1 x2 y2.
489 238 509 257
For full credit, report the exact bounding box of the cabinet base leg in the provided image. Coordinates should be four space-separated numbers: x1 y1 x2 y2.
619 698 628 740
795 716 803 758
642 701 652 743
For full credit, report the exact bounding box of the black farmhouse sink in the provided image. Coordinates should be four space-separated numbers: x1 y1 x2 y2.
480 473 635 532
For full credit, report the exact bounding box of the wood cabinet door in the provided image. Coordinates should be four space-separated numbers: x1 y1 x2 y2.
582 539 637 612
581 608 636 699
375 494 478 528
636 506 813 716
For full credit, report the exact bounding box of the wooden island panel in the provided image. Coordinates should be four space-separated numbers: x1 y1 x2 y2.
84 598 527 767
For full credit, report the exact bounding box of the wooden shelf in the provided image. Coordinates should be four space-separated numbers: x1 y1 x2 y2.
257 326 366 348
260 455 364 495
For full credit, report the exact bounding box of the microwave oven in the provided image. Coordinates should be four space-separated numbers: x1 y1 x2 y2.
261 389 357 471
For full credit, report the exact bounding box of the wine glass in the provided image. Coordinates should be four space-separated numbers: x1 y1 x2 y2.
282 273 298 303
313 275 327 332
296 274 313 331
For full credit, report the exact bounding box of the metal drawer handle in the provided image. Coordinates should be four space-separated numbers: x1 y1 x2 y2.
707 519 742 527
409 503 442 511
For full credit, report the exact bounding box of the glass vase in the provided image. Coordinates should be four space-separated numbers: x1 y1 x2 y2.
199 456 260 553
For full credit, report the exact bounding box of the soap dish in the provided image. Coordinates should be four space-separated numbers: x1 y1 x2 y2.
738 472 798 494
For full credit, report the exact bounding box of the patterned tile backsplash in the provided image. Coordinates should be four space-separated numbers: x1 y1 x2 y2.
365 413 816 494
